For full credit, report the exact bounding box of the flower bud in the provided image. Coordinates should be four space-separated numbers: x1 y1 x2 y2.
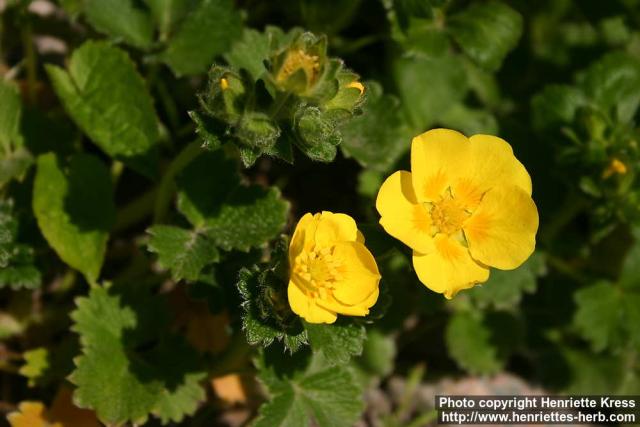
235 112 281 150
293 105 341 161
271 32 328 96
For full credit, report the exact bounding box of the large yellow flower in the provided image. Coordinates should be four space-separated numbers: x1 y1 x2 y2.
288 211 381 324
376 129 539 299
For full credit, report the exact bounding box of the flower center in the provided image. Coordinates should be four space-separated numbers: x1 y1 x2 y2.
293 247 343 298
276 49 320 85
429 193 470 235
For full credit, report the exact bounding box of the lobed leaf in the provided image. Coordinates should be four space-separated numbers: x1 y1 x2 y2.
393 54 467 130
70 286 206 425
177 152 289 252
578 52 640 123
445 311 501 375
160 0 242 76
147 225 220 282
573 281 628 351
254 349 364 427
305 320 366 366
468 252 545 310
448 1 523 71
340 82 412 172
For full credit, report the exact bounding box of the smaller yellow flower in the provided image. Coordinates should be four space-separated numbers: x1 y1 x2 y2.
288 211 381 324
602 157 627 178
276 49 320 86
7 402 62 427
219 77 229 90
376 129 539 299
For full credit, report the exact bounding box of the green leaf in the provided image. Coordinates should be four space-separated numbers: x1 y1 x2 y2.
224 28 272 82
19 348 49 387
531 84 586 130
574 281 625 352
561 348 626 394
147 225 220 282
356 329 396 378
392 0 442 31
468 252 545 310
393 54 467 130
448 1 523 71
83 0 154 49
438 103 498 135
160 0 242 76
620 227 640 289
71 286 206 425
0 148 32 187
33 153 115 284
254 349 364 427
143 0 192 40
177 151 289 251
46 41 159 177
578 52 640 123
0 79 32 187
305 320 365 365
0 78 23 151
0 199 41 290
445 311 501 375
340 82 412 172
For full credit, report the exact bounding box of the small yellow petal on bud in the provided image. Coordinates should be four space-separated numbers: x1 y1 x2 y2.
220 77 229 90
347 81 365 95
603 157 627 178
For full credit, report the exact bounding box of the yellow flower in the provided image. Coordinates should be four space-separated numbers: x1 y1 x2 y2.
288 211 381 324
7 402 62 427
602 157 627 178
376 129 539 299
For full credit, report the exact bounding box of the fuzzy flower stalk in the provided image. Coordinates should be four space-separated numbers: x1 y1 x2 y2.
376 129 539 298
287 212 381 323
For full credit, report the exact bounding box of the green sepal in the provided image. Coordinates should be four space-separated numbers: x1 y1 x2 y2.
237 236 308 353
293 104 341 162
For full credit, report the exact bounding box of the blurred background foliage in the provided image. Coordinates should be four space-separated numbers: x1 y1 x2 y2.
2 0 640 425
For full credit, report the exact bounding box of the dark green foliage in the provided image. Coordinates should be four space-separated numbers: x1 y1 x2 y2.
4 0 640 425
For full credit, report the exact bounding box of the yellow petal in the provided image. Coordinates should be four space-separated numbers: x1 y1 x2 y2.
412 234 489 299
7 402 61 427
315 211 358 246
287 281 337 324
331 242 380 305
376 170 435 254
452 135 532 210
316 293 371 316
463 185 538 270
410 129 470 202
360 286 379 309
289 213 318 265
